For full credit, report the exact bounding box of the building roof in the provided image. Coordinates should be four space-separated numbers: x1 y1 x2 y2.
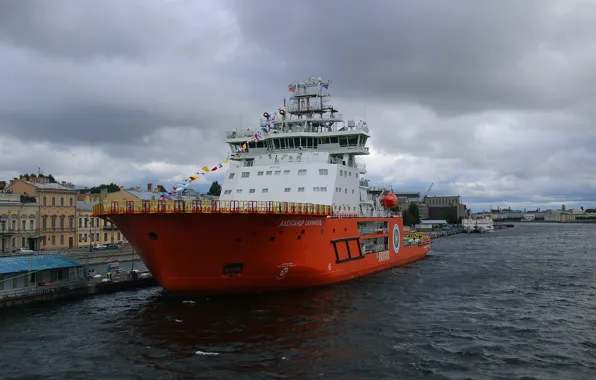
125 190 161 201
0 255 81 275
26 181 76 191
76 200 99 211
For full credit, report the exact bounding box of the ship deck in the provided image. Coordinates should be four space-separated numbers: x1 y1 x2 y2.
92 200 334 217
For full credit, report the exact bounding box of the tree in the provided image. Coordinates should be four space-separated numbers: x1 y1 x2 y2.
208 180 222 196
90 183 120 194
408 203 420 224
442 207 459 224
562 204 566 211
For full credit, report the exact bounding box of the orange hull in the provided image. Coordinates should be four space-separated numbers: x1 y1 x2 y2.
108 213 431 295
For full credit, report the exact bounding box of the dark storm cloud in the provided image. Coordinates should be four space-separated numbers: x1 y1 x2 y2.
226 0 596 115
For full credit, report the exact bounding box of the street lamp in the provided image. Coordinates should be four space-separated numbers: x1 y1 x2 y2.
0 217 6 253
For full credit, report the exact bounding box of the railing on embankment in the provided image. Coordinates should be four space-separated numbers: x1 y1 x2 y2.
93 200 333 217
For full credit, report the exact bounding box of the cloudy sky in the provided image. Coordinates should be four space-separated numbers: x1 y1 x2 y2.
1 0 595 211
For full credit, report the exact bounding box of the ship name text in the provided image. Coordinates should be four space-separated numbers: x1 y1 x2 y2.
279 219 323 227
376 250 391 262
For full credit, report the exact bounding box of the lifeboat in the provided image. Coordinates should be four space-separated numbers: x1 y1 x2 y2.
381 193 399 209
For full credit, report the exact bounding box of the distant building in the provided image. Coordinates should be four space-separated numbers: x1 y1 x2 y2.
0 194 41 252
423 195 466 220
76 200 126 247
6 179 77 250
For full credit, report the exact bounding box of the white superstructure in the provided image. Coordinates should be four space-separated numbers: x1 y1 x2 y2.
219 77 392 217
462 215 495 233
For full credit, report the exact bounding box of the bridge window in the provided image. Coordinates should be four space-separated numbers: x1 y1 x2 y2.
257 171 264 176
241 172 250 178
319 169 328 175
229 173 235 179
262 188 269 193
298 187 305 192
274 171 281 176
249 189 255 193
266 171 272 175
298 169 307 176
283 170 290 175
224 190 232 195
236 189 243 193
284 188 291 192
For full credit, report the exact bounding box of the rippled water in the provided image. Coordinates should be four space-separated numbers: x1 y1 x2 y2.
1 223 595 379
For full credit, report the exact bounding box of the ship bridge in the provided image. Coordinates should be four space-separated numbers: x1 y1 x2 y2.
219 77 377 216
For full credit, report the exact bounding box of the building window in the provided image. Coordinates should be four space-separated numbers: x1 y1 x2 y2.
51 217 56 229
283 170 290 175
79 218 82 228
70 198 73 207
69 217 73 229
262 188 269 193
236 189 243 193
241 172 250 178
30 220 34 231
78 234 82 242
60 217 64 229
274 170 281 175
11 238 15 248
298 187 305 192
117 232 121 240
257 171 264 176
298 169 307 175
51 235 55 245
60 235 64 245
42 217 47 230
96 233 99 241
60 197 64 206
52 197 55 206
284 188 291 192
249 189 255 193
22 220 26 230
90 219 94 228
43 196 46 206
319 169 328 175
266 171 272 175
104 233 108 241
12 220 16 230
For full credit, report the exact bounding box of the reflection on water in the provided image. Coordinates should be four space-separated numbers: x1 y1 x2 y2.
1 223 596 379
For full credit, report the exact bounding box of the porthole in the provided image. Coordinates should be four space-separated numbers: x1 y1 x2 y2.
269 236 275 242
148 232 158 240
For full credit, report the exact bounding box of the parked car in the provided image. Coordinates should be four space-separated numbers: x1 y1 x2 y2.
92 244 107 250
106 244 119 249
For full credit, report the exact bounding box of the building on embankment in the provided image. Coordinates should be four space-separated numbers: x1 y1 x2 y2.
6 178 78 250
76 199 127 247
0 193 41 253
0 253 84 298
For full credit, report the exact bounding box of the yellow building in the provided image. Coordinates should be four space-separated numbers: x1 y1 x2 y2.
6 179 77 250
0 193 41 252
76 199 126 247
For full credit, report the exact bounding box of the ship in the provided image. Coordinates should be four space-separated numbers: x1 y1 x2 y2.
93 77 432 295
462 215 495 233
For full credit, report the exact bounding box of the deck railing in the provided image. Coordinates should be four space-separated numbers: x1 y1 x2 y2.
92 200 333 217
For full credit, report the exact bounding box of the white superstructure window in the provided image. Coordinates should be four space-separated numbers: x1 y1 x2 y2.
298 169 307 175
241 172 250 178
319 169 328 175
284 188 291 192
249 189 255 193
262 188 269 193
321 187 327 192
266 171 272 175
283 170 290 175
314 187 327 192
274 170 281 175
340 170 343 176
236 189 242 193
229 173 235 179
257 171 264 176
298 187 305 192
224 190 232 194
